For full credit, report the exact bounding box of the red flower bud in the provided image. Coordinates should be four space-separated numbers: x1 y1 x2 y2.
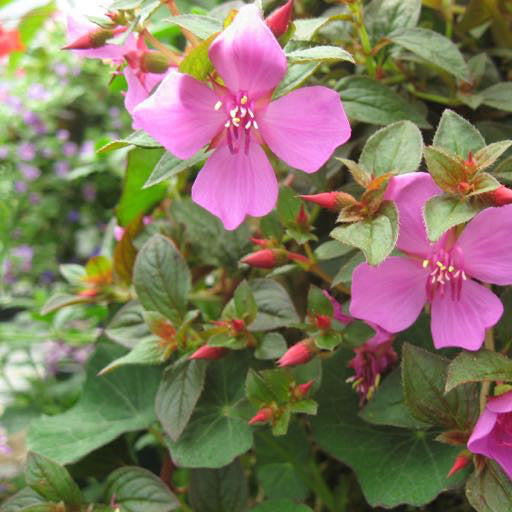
265 0 294 38
278 339 315 367
464 151 477 172
286 251 310 266
457 181 472 195
491 185 512 206
300 192 339 210
63 26 126 50
295 380 314 397
250 237 272 248
447 453 471 478
242 249 281 269
189 346 227 360
296 204 308 227
231 318 246 333
248 407 273 425
79 288 98 298
315 314 332 330
0 26 24 57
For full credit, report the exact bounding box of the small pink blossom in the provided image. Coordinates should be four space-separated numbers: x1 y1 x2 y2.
468 391 512 479
350 172 512 351
133 4 351 230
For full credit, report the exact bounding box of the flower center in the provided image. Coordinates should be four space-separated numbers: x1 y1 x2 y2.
422 246 467 302
213 93 259 155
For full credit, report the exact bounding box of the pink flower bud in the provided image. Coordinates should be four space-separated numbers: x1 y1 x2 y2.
242 249 281 268
491 185 512 206
114 226 125 241
250 237 272 248
265 0 294 38
189 346 227 360
296 204 308 226
295 380 314 397
315 314 331 330
286 251 310 265
248 407 273 425
300 192 339 210
231 318 246 333
63 26 126 50
278 340 315 367
447 453 471 477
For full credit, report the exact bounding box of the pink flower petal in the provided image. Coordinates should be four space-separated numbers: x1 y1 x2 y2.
208 4 287 99
467 408 497 452
487 391 512 414
133 71 226 159
259 86 351 173
124 68 165 116
350 257 427 333
384 173 442 256
457 205 512 285
431 280 503 350
67 15 136 61
191 138 278 230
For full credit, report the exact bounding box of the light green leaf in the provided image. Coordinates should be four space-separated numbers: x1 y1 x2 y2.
286 45 354 64
365 0 421 41
314 240 354 260
292 15 348 41
2 487 46 512
105 466 179 512
330 201 399 265
388 27 469 80
481 83 512 112
105 301 151 349
27 345 161 464
337 76 429 127
251 501 313 512
165 14 222 39
274 62 320 99
98 130 162 153
179 34 215 80
359 120 423 175
474 141 512 170
466 462 512 512
255 332 287 360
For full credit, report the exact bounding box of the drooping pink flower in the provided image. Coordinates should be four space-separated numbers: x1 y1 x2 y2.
350 172 512 351
468 391 512 479
133 4 351 230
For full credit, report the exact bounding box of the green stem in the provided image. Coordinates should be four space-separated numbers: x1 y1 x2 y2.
350 2 376 78
307 459 337 512
480 325 495 412
405 84 462 106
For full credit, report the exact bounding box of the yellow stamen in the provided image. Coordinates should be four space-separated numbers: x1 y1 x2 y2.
422 259 429 268
214 100 222 111
240 95 248 105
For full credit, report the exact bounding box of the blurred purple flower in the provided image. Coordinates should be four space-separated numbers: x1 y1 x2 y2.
80 140 95 158
13 245 33 272
15 181 27 193
27 84 50 101
23 111 47 135
43 341 93 376
109 106 121 117
30 193 41 205
54 63 68 77
41 270 55 285
68 210 80 222
0 427 11 455
63 141 78 157
18 142 36 160
55 161 70 177
42 147 54 158
57 129 70 141
20 163 41 181
0 146 8 159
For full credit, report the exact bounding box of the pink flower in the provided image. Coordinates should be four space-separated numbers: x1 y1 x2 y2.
133 4 351 230
350 172 512 350
468 391 512 479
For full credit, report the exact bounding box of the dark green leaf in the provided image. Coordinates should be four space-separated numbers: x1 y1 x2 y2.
144 150 207 188
105 466 179 512
188 459 248 512
250 501 312 512
155 359 207 442
134 234 191 321
98 130 162 153
314 241 354 260
2 488 46 512
365 0 421 41
359 121 423 176
466 462 512 512
255 333 287 360
481 83 512 112
105 301 151 349
286 46 354 64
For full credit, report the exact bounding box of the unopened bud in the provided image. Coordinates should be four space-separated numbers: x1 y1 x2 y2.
141 52 171 74
315 314 331 330
278 339 315 367
457 181 472 195
300 192 340 210
295 380 314 397
491 185 512 206
296 204 308 227
231 318 245 333
447 453 471 477
189 345 227 360
79 288 98 298
64 26 126 50
248 407 273 425
286 251 310 266
464 151 477 172
250 237 272 248
266 0 294 38
242 249 284 269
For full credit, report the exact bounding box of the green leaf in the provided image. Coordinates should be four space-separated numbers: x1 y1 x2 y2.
433 110 486 158
481 83 512 112
359 369 430 429
255 333 287 360
166 353 253 468
286 45 354 64
249 279 300 331
117 148 167 226
232 280 258 321
105 301 152 349
424 194 481 242
365 0 421 41
170 199 251 271
388 27 469 80
402 343 479 429
2 488 46 512
98 130 162 153
155 359 207 442
314 241 354 260
359 121 423 176
474 141 512 170
307 285 333 317
165 14 222 39
466 462 512 512
292 15 347 41
40 294 90 315
311 350 464 508
250 501 312 512
330 201 399 265
27 345 161 464
188 459 248 512
105 466 179 512
254 425 311 501
337 76 429 127
144 150 207 188
423 146 467 192
274 63 320 99
59 264 86 286
467 172 500 197
246 368 292 406
446 350 512 392
276 186 301 226
25 452 81 507
494 156 512 181
179 34 215 80
133 234 191 322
